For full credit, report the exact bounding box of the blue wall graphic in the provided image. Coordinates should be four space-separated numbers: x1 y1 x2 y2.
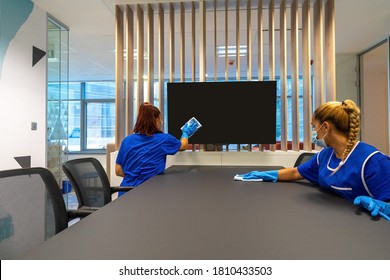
0 0 34 78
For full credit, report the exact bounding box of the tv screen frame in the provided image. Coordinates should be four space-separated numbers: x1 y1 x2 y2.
167 81 277 144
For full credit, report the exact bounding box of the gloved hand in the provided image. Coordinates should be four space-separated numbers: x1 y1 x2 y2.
353 196 390 221
181 121 199 139
234 170 278 182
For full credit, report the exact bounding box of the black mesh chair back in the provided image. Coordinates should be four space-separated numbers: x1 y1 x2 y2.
294 152 316 167
62 157 113 208
0 167 68 259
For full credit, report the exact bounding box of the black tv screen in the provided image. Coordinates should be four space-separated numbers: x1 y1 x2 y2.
167 81 276 144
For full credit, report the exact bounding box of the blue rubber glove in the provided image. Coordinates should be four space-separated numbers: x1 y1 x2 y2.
234 170 278 182
181 121 199 139
353 196 390 221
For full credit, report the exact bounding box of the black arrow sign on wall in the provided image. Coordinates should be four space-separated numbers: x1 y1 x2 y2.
32 46 46 67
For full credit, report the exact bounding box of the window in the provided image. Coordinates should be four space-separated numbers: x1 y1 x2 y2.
61 81 115 152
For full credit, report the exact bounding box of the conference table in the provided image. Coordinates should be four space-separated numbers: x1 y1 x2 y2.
21 165 390 259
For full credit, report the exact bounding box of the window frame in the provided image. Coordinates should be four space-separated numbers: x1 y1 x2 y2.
66 81 115 154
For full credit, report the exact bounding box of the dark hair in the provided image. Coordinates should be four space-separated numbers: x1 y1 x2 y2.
133 102 162 136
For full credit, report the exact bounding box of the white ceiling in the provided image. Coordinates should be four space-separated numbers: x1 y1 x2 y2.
33 0 390 81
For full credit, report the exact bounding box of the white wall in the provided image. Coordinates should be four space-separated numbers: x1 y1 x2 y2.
0 4 47 170
336 53 359 102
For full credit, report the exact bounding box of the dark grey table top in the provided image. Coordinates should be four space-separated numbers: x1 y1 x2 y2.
21 165 390 260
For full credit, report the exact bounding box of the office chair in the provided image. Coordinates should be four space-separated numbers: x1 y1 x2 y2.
0 167 92 259
62 157 133 209
294 152 316 167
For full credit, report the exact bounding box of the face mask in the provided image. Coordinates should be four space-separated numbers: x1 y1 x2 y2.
312 123 328 148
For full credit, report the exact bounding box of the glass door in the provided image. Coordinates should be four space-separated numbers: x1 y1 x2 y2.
359 39 389 154
47 16 69 198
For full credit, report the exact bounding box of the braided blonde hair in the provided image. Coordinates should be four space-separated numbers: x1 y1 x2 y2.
313 99 360 171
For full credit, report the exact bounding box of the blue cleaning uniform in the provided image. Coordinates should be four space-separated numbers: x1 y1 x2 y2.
297 141 390 202
116 132 181 193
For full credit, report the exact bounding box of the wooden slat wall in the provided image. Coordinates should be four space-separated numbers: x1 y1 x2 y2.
114 1 336 152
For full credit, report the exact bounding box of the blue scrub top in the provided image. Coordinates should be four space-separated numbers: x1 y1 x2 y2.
297 141 390 202
116 132 181 189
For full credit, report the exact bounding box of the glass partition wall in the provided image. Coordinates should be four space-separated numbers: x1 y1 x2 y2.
47 16 70 204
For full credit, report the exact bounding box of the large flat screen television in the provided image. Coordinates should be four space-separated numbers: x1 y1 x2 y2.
167 81 276 144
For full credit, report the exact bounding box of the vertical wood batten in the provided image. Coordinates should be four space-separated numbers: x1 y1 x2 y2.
290 0 299 151
257 0 263 81
279 0 287 151
191 2 196 82
125 5 134 136
191 1 196 151
225 0 228 81
313 0 324 110
247 0 252 151
224 0 229 151
199 1 206 152
191 2 195 82
236 0 240 81
169 3 175 83
180 2 185 82
247 0 252 81
158 4 165 126
214 0 217 81
268 0 275 81
236 0 241 151
257 0 263 151
147 4 154 103
325 0 336 101
302 0 312 151
136 5 144 107
199 0 206 82
115 5 124 150
268 0 275 151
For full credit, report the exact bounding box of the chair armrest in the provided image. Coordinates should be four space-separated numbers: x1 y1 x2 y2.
111 186 134 193
67 209 94 219
78 206 100 211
